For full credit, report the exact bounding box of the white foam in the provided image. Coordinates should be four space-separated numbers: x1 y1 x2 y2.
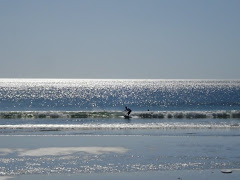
1 110 240 119
0 123 238 130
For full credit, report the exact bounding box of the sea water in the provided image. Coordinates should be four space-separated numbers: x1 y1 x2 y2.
0 79 240 111
0 79 240 177
0 79 239 135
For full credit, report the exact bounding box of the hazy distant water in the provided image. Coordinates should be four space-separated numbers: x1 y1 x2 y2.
0 79 239 111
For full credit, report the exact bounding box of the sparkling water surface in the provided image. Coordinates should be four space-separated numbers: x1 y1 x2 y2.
0 79 240 178
0 79 240 111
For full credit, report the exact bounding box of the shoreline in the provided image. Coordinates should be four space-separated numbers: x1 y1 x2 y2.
3 169 240 180
0 135 239 179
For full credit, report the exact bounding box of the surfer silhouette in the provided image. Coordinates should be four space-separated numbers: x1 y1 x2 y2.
125 106 132 116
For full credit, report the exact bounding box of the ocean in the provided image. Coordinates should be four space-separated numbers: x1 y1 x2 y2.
1 79 240 112
0 79 240 179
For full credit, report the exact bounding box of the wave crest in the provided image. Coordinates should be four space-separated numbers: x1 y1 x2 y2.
0 110 240 119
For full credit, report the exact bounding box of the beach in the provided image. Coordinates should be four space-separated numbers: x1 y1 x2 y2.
5 170 240 180
8 170 240 180
0 133 239 179
0 79 239 179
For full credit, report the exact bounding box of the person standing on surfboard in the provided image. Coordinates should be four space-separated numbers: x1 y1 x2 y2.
125 106 132 116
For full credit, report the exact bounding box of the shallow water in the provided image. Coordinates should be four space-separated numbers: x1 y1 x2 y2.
0 79 239 178
10 170 240 180
0 135 239 176
0 115 239 136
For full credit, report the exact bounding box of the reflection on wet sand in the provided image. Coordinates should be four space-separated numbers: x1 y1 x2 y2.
0 147 129 157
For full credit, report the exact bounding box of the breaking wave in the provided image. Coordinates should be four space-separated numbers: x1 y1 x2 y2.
0 122 239 130
0 110 240 119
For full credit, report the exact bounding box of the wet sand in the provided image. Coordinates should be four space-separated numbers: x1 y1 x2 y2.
0 135 239 179
6 170 240 180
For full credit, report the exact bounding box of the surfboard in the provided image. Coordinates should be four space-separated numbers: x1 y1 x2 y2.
124 115 132 119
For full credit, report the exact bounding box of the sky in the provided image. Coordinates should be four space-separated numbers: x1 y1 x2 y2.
0 0 240 79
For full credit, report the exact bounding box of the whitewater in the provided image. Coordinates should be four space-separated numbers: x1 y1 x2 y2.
0 79 240 135
0 79 240 178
